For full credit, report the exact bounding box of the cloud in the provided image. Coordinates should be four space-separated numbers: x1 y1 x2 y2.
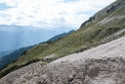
0 3 12 11
0 0 116 29
0 0 17 7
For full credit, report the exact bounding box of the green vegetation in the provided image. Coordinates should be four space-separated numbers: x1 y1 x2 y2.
0 1 125 78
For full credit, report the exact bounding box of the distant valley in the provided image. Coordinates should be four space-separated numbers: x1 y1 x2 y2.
0 25 72 52
0 29 73 69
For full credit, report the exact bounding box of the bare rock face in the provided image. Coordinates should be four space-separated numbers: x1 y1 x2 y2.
1 57 125 84
36 57 125 84
84 57 125 84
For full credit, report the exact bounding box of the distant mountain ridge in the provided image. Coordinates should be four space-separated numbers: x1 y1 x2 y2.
48 30 75 41
0 25 70 51
0 46 32 69
0 50 13 58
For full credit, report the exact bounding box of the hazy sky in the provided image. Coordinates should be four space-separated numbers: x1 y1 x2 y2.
0 0 116 30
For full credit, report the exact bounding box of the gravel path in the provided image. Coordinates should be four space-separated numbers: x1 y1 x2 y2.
50 36 125 64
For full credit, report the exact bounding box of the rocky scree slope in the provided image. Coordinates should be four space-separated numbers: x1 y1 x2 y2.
0 0 125 79
0 34 125 84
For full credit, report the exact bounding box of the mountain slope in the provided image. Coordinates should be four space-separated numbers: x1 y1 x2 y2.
0 0 125 79
0 33 125 84
0 30 73 70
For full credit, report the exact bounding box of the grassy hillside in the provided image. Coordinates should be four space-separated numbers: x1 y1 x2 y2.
0 0 125 78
